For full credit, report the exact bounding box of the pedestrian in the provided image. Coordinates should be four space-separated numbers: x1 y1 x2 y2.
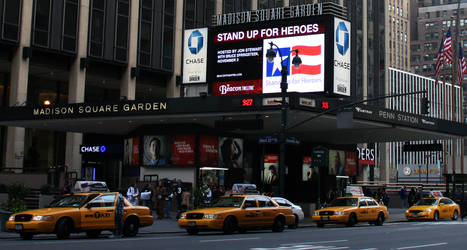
154 181 166 219
164 184 174 219
400 185 408 208
110 192 124 238
181 188 191 211
382 189 390 206
175 180 183 218
126 183 139 206
202 184 212 207
140 184 153 209
408 187 417 207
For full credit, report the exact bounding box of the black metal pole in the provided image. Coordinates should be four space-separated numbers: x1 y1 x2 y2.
279 64 288 197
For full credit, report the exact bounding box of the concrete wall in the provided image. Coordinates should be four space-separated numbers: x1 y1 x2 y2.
0 173 47 189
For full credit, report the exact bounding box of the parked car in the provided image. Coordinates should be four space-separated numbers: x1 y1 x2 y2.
405 197 460 221
178 194 295 235
271 197 304 228
6 192 153 240
312 196 389 227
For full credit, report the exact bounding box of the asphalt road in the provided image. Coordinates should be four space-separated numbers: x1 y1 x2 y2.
2 220 466 250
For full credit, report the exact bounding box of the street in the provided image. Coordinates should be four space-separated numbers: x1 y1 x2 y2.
1 220 466 250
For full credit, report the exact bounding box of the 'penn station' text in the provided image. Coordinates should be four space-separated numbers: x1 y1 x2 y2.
33 102 167 116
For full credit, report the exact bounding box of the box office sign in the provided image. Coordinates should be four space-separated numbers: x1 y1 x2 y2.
397 164 442 182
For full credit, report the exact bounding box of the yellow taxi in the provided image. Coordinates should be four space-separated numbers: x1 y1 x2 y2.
405 197 460 221
6 192 153 240
178 194 295 235
312 196 389 227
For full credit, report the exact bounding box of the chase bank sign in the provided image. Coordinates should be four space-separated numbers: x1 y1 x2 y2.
183 28 208 84
80 145 107 154
333 17 351 96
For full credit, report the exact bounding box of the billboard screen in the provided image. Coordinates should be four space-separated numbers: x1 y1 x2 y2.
208 15 345 96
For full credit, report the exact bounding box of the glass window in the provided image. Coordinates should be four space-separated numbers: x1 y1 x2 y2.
62 0 78 52
359 200 367 207
243 197 257 208
89 0 105 57
3 0 21 41
367 200 378 206
33 0 51 47
89 194 116 207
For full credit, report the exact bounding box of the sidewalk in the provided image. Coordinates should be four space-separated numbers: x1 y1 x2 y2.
0 209 408 239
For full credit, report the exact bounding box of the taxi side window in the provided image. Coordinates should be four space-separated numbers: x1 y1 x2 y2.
359 200 367 207
440 198 451 205
367 200 377 206
258 197 276 207
243 197 257 209
89 194 116 208
275 199 290 207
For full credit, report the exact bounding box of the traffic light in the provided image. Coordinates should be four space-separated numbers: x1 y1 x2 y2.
421 97 430 114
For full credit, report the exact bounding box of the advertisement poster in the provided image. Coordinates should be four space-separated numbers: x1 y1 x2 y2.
345 151 357 176
263 154 279 185
199 135 219 166
124 138 132 166
132 137 139 166
201 169 219 185
219 137 243 168
302 156 312 181
333 17 351 96
143 135 170 166
183 28 208 84
170 135 195 166
328 150 345 175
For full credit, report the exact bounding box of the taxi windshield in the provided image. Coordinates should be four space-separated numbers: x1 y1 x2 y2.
48 195 90 208
415 199 437 206
328 198 358 207
211 197 244 208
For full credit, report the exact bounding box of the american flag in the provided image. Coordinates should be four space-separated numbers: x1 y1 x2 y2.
458 43 467 85
443 28 453 64
434 38 444 84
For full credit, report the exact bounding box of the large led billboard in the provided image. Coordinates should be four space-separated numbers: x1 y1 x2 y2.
208 14 349 96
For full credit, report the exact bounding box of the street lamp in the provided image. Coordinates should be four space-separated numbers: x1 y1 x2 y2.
265 42 301 197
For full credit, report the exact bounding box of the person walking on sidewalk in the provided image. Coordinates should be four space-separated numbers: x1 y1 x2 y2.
400 185 408 208
154 181 166 219
140 184 153 209
164 184 174 219
126 183 139 206
110 192 124 238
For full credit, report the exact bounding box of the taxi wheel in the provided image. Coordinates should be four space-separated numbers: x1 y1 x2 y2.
272 217 285 232
20 233 33 240
123 218 139 237
86 230 101 238
56 218 72 239
346 213 357 227
222 216 236 234
433 211 439 221
186 228 199 235
452 210 459 221
375 213 384 226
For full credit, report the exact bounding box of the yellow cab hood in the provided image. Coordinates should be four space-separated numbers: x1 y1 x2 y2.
187 207 239 214
409 205 434 210
14 207 78 216
318 206 355 212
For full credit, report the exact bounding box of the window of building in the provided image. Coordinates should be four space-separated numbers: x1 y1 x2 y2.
89 0 105 57
62 0 79 52
3 0 21 42
162 0 174 70
114 0 129 62
139 0 153 66
33 0 52 47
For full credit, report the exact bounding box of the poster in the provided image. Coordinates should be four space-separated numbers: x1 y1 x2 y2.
219 137 243 168
329 150 345 175
132 137 139 166
345 151 357 176
143 135 170 166
199 135 219 166
263 154 279 185
124 138 132 166
302 156 312 181
170 135 195 165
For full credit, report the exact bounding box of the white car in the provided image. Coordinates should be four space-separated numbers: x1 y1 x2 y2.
272 197 304 228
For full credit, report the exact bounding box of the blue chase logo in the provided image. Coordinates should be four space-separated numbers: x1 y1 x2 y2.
188 30 204 54
335 21 349 56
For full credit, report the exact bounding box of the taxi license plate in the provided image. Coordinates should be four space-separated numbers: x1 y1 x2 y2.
15 224 23 231
412 214 418 217
188 221 196 227
321 216 330 221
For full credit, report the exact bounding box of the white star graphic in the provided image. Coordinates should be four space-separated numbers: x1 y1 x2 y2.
271 52 288 76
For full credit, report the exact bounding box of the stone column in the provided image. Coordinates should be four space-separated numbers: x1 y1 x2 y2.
120 0 139 101
5 0 33 172
166 0 183 98
65 0 90 178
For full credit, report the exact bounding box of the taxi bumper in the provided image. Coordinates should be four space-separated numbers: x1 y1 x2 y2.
6 220 56 234
311 214 350 224
178 218 224 230
405 212 432 220
138 215 154 227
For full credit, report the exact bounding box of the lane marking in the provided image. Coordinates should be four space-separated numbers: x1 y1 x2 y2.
281 240 349 246
200 237 261 243
396 242 448 249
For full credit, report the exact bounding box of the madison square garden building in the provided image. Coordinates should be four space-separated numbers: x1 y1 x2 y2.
0 1 465 207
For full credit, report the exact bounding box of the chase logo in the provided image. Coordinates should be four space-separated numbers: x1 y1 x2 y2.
188 30 204 54
336 21 349 56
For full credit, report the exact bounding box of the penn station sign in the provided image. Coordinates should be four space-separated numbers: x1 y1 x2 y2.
32 102 167 117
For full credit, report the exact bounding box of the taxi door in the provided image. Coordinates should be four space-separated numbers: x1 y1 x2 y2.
357 199 369 221
81 193 117 230
256 196 276 227
238 197 260 228
366 199 379 221
438 198 451 219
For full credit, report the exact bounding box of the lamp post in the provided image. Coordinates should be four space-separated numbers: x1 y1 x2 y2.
266 42 302 197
